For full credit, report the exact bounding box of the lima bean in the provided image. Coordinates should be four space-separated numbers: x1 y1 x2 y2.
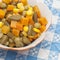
0 3 7 9
14 37 24 47
0 33 3 38
9 39 13 43
5 41 9 46
23 37 31 45
0 35 8 45
7 32 15 39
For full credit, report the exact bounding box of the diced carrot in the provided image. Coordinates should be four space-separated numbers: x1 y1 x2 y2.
26 16 34 25
21 17 29 26
3 0 12 4
12 29 20 36
40 25 46 32
16 22 23 31
14 0 18 3
29 19 34 25
21 0 28 5
34 33 40 39
10 21 17 28
33 5 41 18
28 36 34 42
38 17 48 25
0 9 5 19
29 38 33 42
29 34 40 40
7 5 15 11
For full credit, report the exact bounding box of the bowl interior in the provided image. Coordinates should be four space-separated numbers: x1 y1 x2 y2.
0 0 52 50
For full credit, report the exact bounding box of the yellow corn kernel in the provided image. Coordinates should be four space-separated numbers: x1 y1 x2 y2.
19 6 24 12
33 28 40 33
23 26 28 32
0 22 4 28
22 31 27 36
13 8 19 13
17 3 24 12
26 10 33 16
29 7 33 11
17 3 23 9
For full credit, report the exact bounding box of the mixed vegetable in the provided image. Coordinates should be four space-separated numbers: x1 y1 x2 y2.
0 0 48 48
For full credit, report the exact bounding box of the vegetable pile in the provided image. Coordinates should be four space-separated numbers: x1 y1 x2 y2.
0 0 48 47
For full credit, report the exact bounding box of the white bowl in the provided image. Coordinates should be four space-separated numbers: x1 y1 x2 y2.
0 0 52 50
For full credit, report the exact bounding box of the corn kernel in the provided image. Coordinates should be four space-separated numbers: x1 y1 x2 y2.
22 31 27 36
23 26 28 32
26 10 33 16
0 22 4 28
17 3 24 12
29 7 33 11
13 8 19 13
19 6 24 12
33 28 40 33
17 3 23 9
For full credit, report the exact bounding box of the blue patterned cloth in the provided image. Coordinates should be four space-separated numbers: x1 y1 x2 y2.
0 0 60 60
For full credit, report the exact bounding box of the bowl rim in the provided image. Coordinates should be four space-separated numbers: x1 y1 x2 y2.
0 2 52 51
